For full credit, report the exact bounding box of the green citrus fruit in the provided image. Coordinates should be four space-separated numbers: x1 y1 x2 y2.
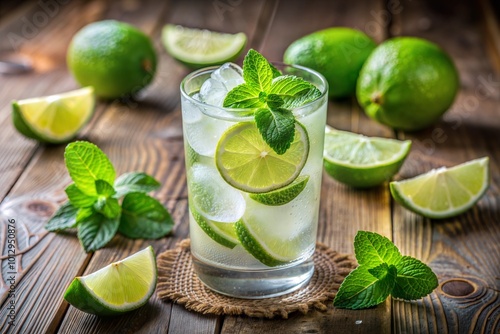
215 122 309 193
162 24 247 69
12 87 95 144
249 175 310 206
190 206 238 249
67 20 157 99
284 27 376 98
390 157 489 219
323 126 411 188
63 246 157 316
357 37 459 131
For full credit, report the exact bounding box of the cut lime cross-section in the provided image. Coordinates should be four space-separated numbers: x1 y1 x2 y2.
216 122 309 193
190 206 238 249
323 126 411 188
249 175 310 206
390 157 489 219
64 246 157 316
162 24 246 69
12 86 95 144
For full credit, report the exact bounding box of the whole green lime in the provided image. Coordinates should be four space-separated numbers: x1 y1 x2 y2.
356 37 459 131
67 20 157 99
283 27 376 99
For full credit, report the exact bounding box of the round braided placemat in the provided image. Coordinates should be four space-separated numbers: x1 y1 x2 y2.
156 239 356 319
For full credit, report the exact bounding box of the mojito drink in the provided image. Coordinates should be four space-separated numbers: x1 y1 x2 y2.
180 50 328 298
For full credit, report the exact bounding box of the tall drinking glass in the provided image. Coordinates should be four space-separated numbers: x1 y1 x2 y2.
180 63 328 299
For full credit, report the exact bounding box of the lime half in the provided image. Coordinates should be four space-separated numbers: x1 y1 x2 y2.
323 126 411 188
64 246 157 316
190 206 238 249
12 87 95 144
162 25 246 69
390 157 489 219
216 122 309 193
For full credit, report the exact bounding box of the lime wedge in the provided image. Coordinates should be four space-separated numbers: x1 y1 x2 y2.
390 157 489 219
249 175 310 206
162 24 247 69
235 218 310 267
323 126 411 188
216 122 309 193
64 246 157 316
190 206 238 249
12 87 95 144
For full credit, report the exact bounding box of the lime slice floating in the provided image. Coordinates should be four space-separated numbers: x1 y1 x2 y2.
12 86 95 144
323 126 411 188
190 206 238 249
64 246 157 316
249 175 310 206
235 218 309 267
216 122 309 193
162 24 247 69
390 157 489 219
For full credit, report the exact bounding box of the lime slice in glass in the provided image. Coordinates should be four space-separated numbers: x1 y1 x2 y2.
162 24 247 69
216 122 309 193
323 126 411 188
190 206 238 249
235 216 312 267
390 157 489 219
249 175 310 206
63 246 157 316
12 86 95 144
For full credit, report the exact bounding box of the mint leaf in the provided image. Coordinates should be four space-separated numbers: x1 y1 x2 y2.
94 197 121 219
270 75 321 108
243 49 273 92
114 172 161 198
76 207 94 223
266 94 284 109
65 184 97 208
334 264 396 309
392 256 438 300
45 202 78 231
223 84 262 109
119 192 174 239
255 107 295 155
368 263 397 280
95 179 116 197
77 212 119 253
355 231 402 267
64 142 115 195
270 63 282 78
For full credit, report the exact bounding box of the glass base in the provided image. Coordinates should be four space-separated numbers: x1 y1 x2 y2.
192 255 315 299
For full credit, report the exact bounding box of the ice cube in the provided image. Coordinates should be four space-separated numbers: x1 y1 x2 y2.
181 95 204 124
199 78 228 107
189 163 245 223
211 63 244 91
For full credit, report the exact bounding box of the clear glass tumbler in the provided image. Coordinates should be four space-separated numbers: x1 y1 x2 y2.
180 63 328 299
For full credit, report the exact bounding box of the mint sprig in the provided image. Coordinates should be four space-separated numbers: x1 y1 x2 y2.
333 231 438 310
223 49 321 155
46 141 174 252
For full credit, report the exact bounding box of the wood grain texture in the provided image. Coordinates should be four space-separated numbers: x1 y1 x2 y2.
391 0 500 333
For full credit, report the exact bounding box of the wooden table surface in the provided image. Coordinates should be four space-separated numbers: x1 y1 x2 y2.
0 0 499 333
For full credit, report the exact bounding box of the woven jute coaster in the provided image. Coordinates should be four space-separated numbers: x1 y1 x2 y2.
157 239 356 319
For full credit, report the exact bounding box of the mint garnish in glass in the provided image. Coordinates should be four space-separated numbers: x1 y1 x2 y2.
223 49 321 155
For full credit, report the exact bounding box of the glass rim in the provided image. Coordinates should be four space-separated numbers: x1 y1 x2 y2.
180 62 329 115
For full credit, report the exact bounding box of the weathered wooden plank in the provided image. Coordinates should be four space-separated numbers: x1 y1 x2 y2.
56 0 268 333
0 1 174 333
391 0 500 333
221 1 395 333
